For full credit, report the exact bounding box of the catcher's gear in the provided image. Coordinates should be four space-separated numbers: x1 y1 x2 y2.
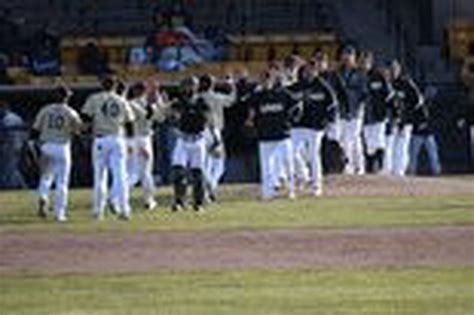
19 140 41 188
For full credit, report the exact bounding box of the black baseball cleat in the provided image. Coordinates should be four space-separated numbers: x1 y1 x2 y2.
193 204 204 212
171 202 185 212
209 191 217 203
145 200 158 211
37 198 48 219
118 213 130 221
107 201 119 215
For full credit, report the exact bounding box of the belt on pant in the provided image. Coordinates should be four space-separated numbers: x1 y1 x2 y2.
179 133 203 142
95 134 122 139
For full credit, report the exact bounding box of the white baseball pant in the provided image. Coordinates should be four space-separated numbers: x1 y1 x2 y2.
131 136 156 204
259 138 295 200
392 124 413 176
291 128 310 184
172 134 206 170
383 133 395 175
92 135 131 218
204 127 225 192
409 134 441 175
38 142 71 221
271 143 290 188
342 117 365 175
363 121 387 155
326 119 342 142
126 138 139 187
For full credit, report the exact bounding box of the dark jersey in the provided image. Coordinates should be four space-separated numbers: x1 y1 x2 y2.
412 101 435 135
224 78 259 153
365 69 392 124
172 95 210 135
339 66 368 120
392 76 423 126
288 77 337 130
321 70 344 119
249 87 299 141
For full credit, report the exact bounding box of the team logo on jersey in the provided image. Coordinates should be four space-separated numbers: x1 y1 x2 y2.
260 103 284 114
291 92 304 99
370 82 383 90
309 93 326 101
397 91 406 99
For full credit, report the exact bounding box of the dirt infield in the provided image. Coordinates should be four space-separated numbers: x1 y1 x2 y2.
1 226 473 274
0 176 472 275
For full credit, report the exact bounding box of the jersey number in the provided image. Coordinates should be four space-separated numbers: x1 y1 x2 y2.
47 114 65 130
101 102 120 118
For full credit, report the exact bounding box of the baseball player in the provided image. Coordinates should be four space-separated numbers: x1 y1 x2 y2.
312 51 347 173
339 46 368 175
409 86 442 175
169 76 211 212
288 63 337 196
362 54 394 173
31 85 83 222
127 81 169 210
281 55 301 87
109 79 131 212
246 70 300 200
198 74 236 201
390 60 424 176
81 76 136 220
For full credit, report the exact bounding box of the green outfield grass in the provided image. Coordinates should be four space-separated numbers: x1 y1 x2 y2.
1 186 473 314
1 268 473 315
0 187 473 233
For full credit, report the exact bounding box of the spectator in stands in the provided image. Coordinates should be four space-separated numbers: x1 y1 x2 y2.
146 1 218 71
77 42 112 76
169 2 192 29
128 47 149 66
0 54 13 85
29 25 61 76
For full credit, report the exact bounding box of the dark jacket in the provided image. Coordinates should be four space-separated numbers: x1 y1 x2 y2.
365 69 393 124
288 77 337 130
249 87 299 141
339 66 368 120
392 75 423 126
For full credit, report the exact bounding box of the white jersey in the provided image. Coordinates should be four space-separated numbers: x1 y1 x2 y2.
199 90 236 131
129 96 168 137
82 91 135 137
33 103 83 144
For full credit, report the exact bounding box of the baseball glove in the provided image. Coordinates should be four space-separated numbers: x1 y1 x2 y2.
18 141 41 187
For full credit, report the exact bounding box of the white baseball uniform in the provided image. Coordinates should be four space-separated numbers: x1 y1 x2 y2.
127 95 167 207
199 89 236 193
392 124 413 176
33 103 82 221
82 91 135 219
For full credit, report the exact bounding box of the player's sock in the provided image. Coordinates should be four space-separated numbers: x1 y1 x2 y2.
375 149 385 173
190 168 205 209
171 166 187 208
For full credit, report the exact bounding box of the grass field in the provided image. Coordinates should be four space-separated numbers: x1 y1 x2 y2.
0 180 473 314
0 188 473 232
1 268 473 315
